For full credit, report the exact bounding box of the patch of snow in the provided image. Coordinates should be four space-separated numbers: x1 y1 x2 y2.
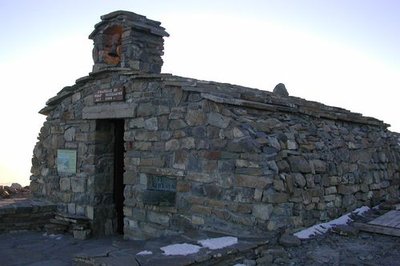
160 243 201 256
294 206 370 239
45 233 63 239
352 206 370 215
136 250 153 255
198 236 238 250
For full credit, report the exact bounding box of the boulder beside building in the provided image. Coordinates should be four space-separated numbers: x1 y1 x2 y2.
30 11 400 240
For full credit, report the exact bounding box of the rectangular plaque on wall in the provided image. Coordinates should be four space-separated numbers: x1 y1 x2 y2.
148 176 177 192
94 87 125 103
57 149 77 175
144 176 177 206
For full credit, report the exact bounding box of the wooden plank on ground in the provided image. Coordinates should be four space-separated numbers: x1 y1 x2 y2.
369 210 400 228
353 222 400 237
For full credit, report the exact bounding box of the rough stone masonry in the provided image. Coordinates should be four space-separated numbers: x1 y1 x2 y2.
30 10 400 240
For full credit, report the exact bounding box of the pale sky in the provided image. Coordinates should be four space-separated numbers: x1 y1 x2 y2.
0 0 399 186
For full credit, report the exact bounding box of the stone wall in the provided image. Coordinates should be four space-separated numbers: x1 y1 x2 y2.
31 71 400 240
120 75 400 239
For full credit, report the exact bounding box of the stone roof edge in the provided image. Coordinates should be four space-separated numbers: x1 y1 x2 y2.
200 92 386 127
40 68 136 114
160 75 389 128
39 83 80 116
38 71 389 128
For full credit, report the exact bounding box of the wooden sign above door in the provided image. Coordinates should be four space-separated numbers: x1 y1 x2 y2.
94 87 125 103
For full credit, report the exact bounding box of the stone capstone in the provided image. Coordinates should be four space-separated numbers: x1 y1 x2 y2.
273 83 289 97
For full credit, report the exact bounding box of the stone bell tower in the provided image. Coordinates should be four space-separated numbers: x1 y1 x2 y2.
89 11 169 73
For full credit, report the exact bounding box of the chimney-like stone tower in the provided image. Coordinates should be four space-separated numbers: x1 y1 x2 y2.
89 11 169 73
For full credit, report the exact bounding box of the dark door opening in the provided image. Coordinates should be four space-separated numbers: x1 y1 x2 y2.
113 120 125 234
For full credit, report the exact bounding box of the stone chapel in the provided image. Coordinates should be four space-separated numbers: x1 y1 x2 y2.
31 11 400 240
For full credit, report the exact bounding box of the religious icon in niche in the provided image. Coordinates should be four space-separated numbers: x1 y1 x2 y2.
57 149 77 175
97 25 123 66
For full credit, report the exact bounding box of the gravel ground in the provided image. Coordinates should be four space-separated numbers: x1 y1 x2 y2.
249 207 400 266
235 229 400 265
2 202 400 266
1 227 400 265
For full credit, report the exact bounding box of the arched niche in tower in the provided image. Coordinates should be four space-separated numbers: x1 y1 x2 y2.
102 25 123 65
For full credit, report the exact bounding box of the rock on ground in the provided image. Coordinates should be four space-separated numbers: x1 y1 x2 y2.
0 184 30 199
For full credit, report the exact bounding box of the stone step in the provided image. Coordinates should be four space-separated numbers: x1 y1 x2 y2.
73 233 268 266
0 198 56 233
